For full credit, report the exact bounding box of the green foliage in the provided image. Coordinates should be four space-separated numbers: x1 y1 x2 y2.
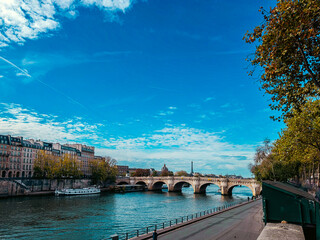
160 169 173 176
244 0 320 120
251 101 320 183
34 151 118 183
89 156 118 184
57 154 83 178
249 139 299 182
34 151 83 179
131 168 150 177
33 151 59 179
174 170 189 176
273 100 320 182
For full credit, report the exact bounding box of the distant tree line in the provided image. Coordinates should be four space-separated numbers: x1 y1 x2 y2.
33 151 118 183
131 169 190 177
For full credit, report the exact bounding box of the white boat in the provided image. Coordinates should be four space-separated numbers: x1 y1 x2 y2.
55 187 100 196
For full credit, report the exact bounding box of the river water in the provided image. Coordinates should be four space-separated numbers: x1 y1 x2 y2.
0 185 252 240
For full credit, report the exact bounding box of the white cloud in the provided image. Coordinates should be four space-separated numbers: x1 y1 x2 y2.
0 103 101 143
158 110 174 116
168 106 177 110
220 103 231 108
0 102 256 176
0 0 134 46
98 126 255 175
204 97 215 102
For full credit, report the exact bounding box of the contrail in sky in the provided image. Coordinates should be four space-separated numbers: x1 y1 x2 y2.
0 55 88 110
0 56 31 77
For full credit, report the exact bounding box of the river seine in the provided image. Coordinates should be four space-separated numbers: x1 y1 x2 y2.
0 185 252 240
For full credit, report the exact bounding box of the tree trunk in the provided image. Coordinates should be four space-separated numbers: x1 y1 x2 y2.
312 161 315 186
308 165 312 186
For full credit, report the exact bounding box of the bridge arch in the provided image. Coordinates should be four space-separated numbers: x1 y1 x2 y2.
172 181 195 192
136 181 148 187
227 184 254 196
199 182 221 194
151 181 168 191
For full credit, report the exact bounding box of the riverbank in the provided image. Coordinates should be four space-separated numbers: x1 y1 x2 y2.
0 178 113 198
0 178 149 198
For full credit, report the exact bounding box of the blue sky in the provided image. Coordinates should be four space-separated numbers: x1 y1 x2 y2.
0 0 281 177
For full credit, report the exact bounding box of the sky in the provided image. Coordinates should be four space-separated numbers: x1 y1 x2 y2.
0 0 281 177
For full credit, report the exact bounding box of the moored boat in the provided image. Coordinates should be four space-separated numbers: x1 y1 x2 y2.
55 187 100 196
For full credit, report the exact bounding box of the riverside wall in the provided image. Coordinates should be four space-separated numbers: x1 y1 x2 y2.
0 178 94 197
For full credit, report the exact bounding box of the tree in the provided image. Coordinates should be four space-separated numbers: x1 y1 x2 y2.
249 139 275 181
244 0 320 120
249 139 293 182
273 100 320 184
175 170 189 176
151 170 158 177
33 150 59 179
131 168 150 177
250 101 320 183
89 157 118 184
34 151 83 179
59 154 83 178
105 156 118 182
160 169 173 176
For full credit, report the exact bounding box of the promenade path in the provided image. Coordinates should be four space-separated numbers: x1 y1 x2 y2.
158 200 264 240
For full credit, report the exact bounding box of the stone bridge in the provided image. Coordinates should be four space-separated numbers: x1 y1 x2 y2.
116 176 261 196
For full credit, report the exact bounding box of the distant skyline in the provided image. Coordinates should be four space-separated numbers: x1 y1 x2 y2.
0 0 281 177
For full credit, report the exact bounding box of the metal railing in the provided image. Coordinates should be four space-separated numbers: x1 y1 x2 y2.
108 199 251 240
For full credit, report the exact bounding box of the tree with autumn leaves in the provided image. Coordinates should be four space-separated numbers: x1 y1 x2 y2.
34 151 118 183
89 157 118 184
34 151 82 179
245 0 320 121
246 1 320 184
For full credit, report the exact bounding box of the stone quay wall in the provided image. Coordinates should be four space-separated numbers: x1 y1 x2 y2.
0 178 93 197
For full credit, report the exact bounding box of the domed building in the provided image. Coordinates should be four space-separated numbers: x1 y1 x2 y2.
161 164 168 173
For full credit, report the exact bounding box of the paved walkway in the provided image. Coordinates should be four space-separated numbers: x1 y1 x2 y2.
158 200 264 240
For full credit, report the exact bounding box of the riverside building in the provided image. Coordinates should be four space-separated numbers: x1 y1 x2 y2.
0 134 103 179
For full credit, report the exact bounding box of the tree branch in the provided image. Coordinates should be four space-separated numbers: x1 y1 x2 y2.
297 41 320 89
297 138 320 151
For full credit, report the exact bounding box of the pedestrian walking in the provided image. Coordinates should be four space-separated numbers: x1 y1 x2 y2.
153 230 158 240
247 196 250 202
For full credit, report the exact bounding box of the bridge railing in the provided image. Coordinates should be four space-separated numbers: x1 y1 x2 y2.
107 198 253 240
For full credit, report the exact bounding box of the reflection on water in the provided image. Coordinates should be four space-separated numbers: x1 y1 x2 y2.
0 185 252 240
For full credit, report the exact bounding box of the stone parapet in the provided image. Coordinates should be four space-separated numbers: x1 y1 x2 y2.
257 223 305 240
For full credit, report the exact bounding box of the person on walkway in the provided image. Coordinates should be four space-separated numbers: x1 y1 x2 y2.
153 230 158 240
247 196 250 202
